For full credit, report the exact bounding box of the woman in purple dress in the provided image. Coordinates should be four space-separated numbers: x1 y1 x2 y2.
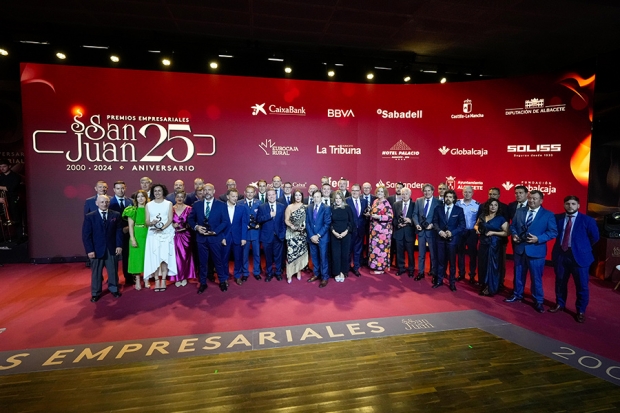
170 191 196 287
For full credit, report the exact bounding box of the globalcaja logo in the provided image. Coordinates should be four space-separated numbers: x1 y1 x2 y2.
258 139 299 156
376 108 422 119
505 97 566 116
507 144 561 157
451 99 484 119
521 180 557 195
252 103 306 116
502 181 515 191
381 140 420 160
438 146 488 157
327 109 355 118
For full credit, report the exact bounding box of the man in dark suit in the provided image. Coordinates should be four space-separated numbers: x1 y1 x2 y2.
432 189 466 291
550 195 599 322
256 179 268 203
346 184 368 276
506 185 529 223
505 190 558 313
304 184 319 205
84 180 108 215
337 178 351 199
222 188 249 287
218 178 237 202
108 180 134 285
361 182 377 267
139 176 153 200
188 183 231 293
185 177 205 206
413 183 441 280
257 189 286 282
306 191 332 287
238 185 263 281
393 188 416 276
278 181 294 206
387 182 404 207
321 183 333 206
82 195 123 302
272 175 284 199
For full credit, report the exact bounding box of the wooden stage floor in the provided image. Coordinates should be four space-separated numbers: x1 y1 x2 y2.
2 328 619 413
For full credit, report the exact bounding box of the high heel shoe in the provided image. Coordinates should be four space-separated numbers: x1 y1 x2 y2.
296 273 301 281
154 278 161 292
134 275 142 291
159 275 167 291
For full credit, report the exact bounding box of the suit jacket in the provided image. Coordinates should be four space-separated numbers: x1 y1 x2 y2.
188 198 230 243
84 195 98 215
218 193 228 203
510 206 558 258
82 209 123 258
278 194 293 207
393 200 416 241
387 195 402 208
185 192 198 206
238 198 262 241
345 197 368 235
552 212 599 267
257 202 286 243
413 196 441 232
166 193 193 204
432 204 466 244
109 197 134 228
506 201 528 222
361 194 377 210
225 204 250 245
306 202 332 239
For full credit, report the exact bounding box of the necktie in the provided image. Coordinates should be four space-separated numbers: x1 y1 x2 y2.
525 210 534 228
261 194 265 203
271 204 274 212
402 202 408 217
286 196 290 204
423 199 429 217
205 202 211 219
119 198 124 208
445 207 451 219
314 205 318 220
561 215 573 251
355 199 360 216
102 211 107 227
248 200 252 208
324 199 328 206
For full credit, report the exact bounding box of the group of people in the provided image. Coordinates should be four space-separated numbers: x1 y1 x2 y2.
82 175 599 323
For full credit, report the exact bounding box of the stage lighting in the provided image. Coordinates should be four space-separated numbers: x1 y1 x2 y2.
366 73 374 80
56 52 66 60
110 55 120 63
327 70 335 77
403 76 411 82
209 62 218 69
284 67 292 74
440 77 447 83
162 58 171 66
0 49 8 56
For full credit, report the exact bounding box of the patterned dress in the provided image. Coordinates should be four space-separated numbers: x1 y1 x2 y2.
368 198 394 271
122 206 147 274
286 206 309 275
169 206 196 282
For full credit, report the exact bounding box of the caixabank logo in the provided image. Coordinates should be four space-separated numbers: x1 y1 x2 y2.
252 103 306 116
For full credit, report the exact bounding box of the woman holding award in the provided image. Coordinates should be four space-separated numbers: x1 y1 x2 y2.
474 199 508 296
144 183 177 292
170 191 196 287
284 190 308 283
368 185 394 274
122 190 149 290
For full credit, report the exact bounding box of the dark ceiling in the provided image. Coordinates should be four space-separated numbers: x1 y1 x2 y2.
1 0 620 82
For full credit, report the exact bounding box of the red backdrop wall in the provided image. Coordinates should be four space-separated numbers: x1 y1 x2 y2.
20 63 593 259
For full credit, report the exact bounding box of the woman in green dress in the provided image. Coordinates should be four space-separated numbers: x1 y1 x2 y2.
122 190 149 290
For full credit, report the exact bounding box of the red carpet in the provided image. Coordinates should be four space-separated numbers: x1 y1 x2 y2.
0 261 619 363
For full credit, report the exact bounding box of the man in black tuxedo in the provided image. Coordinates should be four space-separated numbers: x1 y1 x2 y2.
393 188 416 276
109 180 134 285
432 189 466 291
82 195 123 302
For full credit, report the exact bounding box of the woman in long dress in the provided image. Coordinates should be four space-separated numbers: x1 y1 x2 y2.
122 189 149 290
284 190 308 283
368 185 394 274
144 183 177 292
474 199 508 296
330 190 355 282
170 191 196 287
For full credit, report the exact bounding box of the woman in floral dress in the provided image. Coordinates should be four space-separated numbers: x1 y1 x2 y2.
368 185 394 274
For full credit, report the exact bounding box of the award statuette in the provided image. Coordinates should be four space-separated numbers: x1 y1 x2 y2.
248 214 260 230
364 204 372 217
398 215 406 226
154 213 164 230
203 215 214 235
477 220 487 236
419 218 431 230
441 225 453 242
515 225 530 243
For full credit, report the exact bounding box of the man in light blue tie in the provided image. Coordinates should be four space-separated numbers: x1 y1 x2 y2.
505 190 558 313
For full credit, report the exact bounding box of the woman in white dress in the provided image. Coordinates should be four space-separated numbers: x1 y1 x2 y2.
144 183 177 292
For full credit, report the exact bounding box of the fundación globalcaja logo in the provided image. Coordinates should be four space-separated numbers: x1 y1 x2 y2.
438 146 488 157
252 103 306 116
450 99 484 119
505 98 566 116
258 139 299 156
